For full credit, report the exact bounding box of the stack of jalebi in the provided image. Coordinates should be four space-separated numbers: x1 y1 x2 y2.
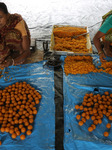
64 56 98 75
98 61 112 74
53 26 87 38
64 55 112 75
53 26 89 53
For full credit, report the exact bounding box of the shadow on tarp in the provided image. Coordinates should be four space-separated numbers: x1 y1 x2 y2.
0 61 55 150
61 55 112 150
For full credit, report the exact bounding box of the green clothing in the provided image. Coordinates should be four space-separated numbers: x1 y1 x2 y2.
99 10 112 41
99 15 112 34
102 10 112 20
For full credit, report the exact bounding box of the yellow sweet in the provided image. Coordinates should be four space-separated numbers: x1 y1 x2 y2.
64 55 112 75
53 26 89 53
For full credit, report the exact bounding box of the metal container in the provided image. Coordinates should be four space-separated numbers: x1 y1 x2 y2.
50 25 92 55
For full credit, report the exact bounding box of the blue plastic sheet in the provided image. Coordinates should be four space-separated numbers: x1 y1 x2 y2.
0 61 55 150
61 55 112 150
1 55 112 150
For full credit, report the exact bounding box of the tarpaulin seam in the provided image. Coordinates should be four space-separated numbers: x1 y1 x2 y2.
54 66 64 150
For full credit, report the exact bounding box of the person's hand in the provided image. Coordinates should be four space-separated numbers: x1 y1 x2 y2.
99 52 106 63
14 60 25 66
0 59 13 68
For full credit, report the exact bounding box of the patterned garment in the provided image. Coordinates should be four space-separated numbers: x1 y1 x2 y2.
102 10 112 22
99 10 112 43
0 14 30 63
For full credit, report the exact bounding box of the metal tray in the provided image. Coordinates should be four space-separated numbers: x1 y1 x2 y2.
50 25 92 55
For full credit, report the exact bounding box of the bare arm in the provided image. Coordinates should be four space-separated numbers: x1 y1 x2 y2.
93 31 105 53
13 36 31 65
0 35 31 68
93 31 106 62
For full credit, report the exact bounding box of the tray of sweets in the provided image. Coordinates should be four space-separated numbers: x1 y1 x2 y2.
50 25 92 55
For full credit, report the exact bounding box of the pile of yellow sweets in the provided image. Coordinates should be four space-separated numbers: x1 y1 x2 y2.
64 55 112 75
0 82 41 140
53 26 89 53
75 91 112 137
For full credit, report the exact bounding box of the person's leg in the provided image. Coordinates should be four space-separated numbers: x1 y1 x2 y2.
103 40 112 57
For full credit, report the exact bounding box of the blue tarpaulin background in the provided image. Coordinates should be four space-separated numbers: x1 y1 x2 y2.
1 55 112 150
0 62 55 150
61 55 112 150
